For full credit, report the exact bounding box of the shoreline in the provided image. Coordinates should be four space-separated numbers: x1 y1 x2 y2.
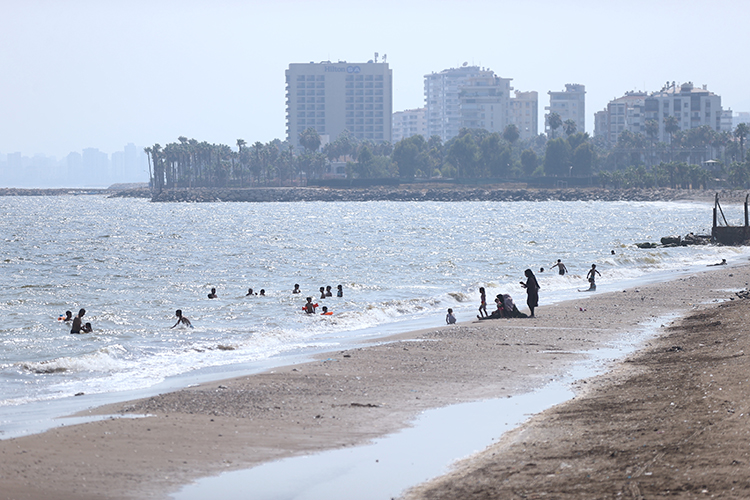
1 264 749 499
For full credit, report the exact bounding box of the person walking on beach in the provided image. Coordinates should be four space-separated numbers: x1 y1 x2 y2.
551 259 568 276
70 308 86 334
478 287 488 318
171 309 192 329
208 288 218 299
520 269 540 317
446 308 457 325
586 264 601 290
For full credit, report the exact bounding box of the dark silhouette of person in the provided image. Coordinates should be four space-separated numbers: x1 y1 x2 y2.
70 308 86 334
520 269 540 317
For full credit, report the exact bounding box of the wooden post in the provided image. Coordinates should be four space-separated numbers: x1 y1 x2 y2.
745 194 749 227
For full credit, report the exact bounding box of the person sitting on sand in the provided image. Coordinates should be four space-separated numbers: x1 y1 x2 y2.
208 288 218 299
478 296 505 320
336 284 343 297
70 308 86 334
171 309 192 329
446 308 456 324
303 297 318 314
292 284 301 294
81 322 93 333
321 306 333 316
551 259 568 276
586 264 601 291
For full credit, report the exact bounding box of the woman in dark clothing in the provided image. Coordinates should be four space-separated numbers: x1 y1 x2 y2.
520 269 540 317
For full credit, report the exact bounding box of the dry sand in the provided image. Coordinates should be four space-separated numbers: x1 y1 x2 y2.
1 264 749 500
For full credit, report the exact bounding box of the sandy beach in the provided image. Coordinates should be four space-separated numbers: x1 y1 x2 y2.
1 263 749 499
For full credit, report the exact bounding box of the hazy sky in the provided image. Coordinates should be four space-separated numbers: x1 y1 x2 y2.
2 0 749 158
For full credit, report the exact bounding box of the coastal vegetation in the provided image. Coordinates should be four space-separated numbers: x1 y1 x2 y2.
144 120 750 194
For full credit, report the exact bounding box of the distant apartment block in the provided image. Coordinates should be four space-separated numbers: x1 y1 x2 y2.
285 59 393 150
546 84 585 136
424 65 537 143
596 82 730 145
392 108 427 143
733 111 750 128
509 91 538 141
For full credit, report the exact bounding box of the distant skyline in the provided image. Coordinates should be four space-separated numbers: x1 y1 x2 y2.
2 0 749 159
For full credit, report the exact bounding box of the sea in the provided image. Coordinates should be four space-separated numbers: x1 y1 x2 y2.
1 195 748 437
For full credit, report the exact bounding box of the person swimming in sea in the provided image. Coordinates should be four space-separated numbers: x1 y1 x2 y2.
259 289 266 296
550 259 568 276
171 309 193 329
319 287 326 299
325 286 333 297
336 284 343 297
59 310 73 323
246 288 256 296
292 284 301 294
70 308 86 334
303 297 318 314
81 322 93 333
208 288 218 299
321 306 333 316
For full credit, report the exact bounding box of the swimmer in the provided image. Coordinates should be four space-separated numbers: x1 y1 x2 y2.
336 284 343 297
81 322 93 333
292 284 301 294
171 309 193 329
319 287 326 299
550 259 568 276
59 310 73 322
208 288 218 299
246 288 256 296
70 308 86 334
325 286 333 297
446 308 456 325
321 306 333 316
708 258 727 266
259 289 266 296
303 297 318 314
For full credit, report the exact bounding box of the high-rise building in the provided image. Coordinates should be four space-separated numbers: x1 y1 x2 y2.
546 84 586 136
392 108 427 143
285 59 392 150
643 82 727 143
425 65 536 143
509 91 539 141
595 91 648 144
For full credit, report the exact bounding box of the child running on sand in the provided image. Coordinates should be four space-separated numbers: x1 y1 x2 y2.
478 287 488 318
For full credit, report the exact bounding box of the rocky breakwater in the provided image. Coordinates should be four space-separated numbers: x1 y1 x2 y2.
142 186 710 203
635 233 713 248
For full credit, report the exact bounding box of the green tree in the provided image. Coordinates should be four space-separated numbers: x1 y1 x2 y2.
734 123 750 161
299 128 321 153
480 133 510 177
543 138 572 176
502 124 520 145
520 149 538 176
446 132 479 178
392 135 426 179
563 119 577 136
571 142 595 176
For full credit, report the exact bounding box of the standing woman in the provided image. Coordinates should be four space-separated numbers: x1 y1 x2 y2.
520 269 540 317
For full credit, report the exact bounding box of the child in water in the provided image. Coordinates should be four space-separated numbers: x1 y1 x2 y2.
321 306 333 316
303 297 318 314
171 309 193 328
446 308 456 325
336 284 343 297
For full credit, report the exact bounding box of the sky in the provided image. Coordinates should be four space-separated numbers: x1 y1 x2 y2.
2 0 749 159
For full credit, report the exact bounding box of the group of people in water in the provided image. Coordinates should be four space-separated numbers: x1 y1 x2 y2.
444 260 606 325
59 309 93 334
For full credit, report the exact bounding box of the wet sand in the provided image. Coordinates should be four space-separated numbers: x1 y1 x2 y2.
1 264 749 500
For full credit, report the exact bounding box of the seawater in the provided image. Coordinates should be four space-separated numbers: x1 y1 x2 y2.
0 196 747 428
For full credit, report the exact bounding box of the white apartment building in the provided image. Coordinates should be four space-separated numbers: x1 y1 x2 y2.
595 91 648 144
392 108 427 143
425 65 492 142
509 90 538 141
424 65 537 143
285 60 392 149
643 82 727 143
546 84 586 135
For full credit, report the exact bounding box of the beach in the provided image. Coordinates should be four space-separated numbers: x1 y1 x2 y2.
1 263 748 499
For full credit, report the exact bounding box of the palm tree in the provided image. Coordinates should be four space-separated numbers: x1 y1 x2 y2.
664 115 680 162
734 123 750 161
547 112 562 138
563 119 577 136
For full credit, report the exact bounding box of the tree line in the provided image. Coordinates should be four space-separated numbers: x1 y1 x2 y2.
145 117 750 192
